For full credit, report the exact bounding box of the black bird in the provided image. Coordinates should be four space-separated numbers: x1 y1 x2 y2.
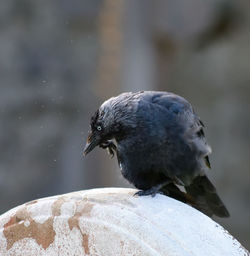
84 91 229 218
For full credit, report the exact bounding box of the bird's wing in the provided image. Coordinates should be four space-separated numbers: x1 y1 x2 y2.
138 91 192 116
144 92 212 165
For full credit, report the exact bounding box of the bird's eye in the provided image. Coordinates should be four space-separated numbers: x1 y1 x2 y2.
97 126 102 131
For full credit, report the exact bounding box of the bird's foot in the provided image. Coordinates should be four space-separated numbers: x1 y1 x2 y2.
134 181 172 198
99 140 117 158
134 187 163 198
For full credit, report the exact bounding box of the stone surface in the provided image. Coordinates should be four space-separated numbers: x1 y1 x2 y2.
0 188 248 256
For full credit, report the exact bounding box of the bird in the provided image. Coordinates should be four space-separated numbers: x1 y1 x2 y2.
83 91 229 218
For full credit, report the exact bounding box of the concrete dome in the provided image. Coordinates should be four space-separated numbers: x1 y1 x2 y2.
0 188 248 256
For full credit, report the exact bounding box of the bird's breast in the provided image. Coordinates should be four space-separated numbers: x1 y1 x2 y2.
116 140 168 188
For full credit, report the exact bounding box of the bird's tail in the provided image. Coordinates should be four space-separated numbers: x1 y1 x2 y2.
160 176 229 218
184 175 230 217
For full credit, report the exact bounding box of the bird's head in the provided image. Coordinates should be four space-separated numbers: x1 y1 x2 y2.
83 93 137 156
83 98 118 156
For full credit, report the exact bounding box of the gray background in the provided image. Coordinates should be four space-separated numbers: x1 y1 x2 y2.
0 0 250 250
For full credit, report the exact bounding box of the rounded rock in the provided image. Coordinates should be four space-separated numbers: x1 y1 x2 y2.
0 188 248 256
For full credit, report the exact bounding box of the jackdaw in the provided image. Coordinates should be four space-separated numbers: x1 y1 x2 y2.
84 91 229 218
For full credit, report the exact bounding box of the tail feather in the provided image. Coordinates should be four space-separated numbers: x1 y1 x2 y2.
160 176 230 218
161 183 188 204
185 175 230 217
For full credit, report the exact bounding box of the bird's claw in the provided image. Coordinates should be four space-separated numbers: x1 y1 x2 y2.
134 188 163 198
99 140 117 158
133 181 171 198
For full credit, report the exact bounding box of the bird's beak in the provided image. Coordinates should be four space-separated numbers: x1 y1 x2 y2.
83 132 100 156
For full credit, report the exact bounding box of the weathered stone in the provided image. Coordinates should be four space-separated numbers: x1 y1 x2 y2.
0 188 248 256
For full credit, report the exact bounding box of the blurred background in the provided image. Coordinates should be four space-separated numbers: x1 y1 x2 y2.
0 0 249 250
